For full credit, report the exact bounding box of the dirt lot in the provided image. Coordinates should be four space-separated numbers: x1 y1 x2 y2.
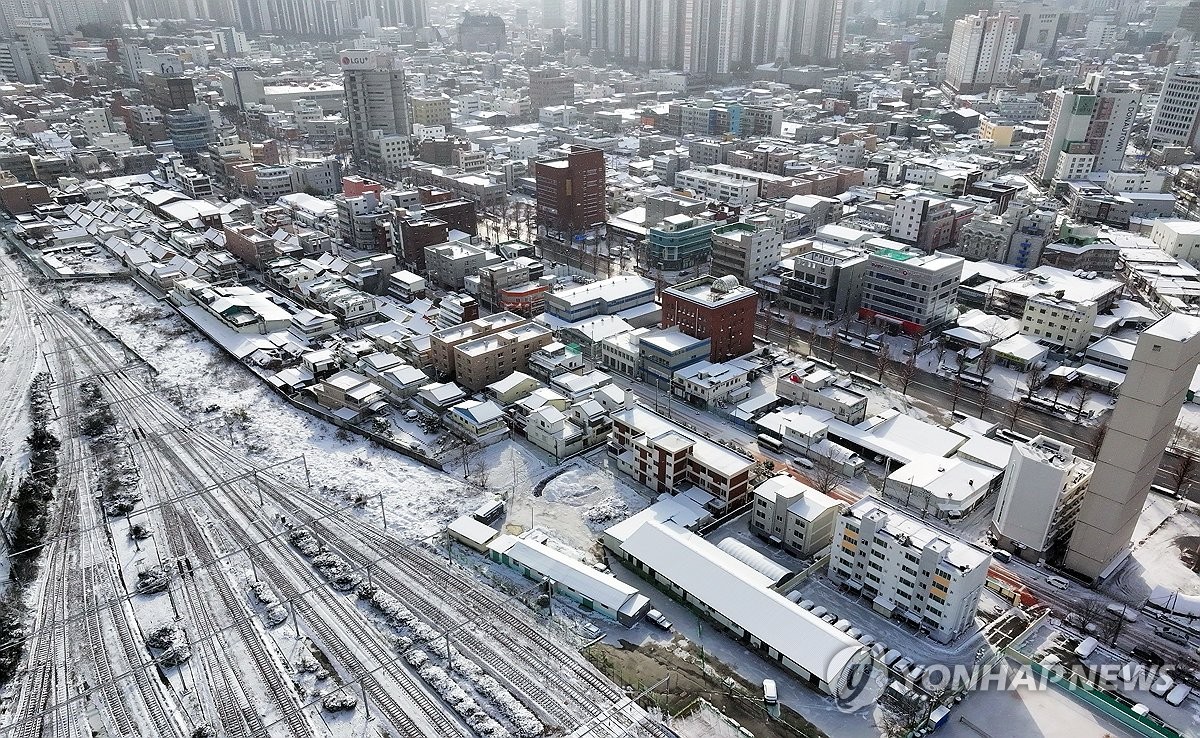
584 638 827 738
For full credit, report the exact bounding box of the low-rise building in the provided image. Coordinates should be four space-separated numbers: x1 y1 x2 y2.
749 476 843 557
671 360 752 409
860 244 964 335
308 369 390 422
829 497 990 643
777 243 868 319
611 519 870 697
661 275 759 362
444 399 508 441
489 533 651 626
609 405 756 511
545 275 656 322
775 365 869 424
453 322 555 391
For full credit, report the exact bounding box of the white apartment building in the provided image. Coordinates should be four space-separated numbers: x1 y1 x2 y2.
944 10 1020 94
673 169 758 206
1150 219 1200 268
992 435 1093 563
1036 73 1141 183
710 218 783 284
829 497 990 643
749 475 843 557
860 243 965 333
1148 64 1200 150
1020 294 1100 353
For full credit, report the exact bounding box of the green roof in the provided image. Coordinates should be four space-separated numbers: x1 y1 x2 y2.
875 248 915 261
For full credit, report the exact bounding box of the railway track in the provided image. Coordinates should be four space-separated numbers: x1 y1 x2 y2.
12 282 673 738
178 426 668 738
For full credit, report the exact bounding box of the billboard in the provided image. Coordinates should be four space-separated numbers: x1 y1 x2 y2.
339 51 376 70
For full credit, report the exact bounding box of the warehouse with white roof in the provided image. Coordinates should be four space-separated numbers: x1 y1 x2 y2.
612 519 871 697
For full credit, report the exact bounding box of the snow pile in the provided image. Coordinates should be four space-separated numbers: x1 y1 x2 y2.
583 495 629 525
135 565 170 594
321 688 359 713
146 624 191 666
441 650 544 737
248 580 289 627
289 529 322 557
405 650 511 738
290 530 362 591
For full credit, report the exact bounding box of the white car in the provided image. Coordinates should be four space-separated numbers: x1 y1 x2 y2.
1046 575 1071 590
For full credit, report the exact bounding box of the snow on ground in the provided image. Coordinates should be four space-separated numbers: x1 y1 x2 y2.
471 439 653 553
1104 502 1200 603
65 280 479 538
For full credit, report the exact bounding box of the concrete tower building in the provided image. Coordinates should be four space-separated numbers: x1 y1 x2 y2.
341 50 411 171
944 10 1020 94
1065 314 1200 580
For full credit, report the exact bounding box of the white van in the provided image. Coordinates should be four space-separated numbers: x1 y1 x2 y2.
792 456 814 469
1155 625 1190 645
1073 636 1099 659
763 679 778 705
1106 603 1139 622
1046 575 1071 590
1166 684 1192 706
1150 673 1175 698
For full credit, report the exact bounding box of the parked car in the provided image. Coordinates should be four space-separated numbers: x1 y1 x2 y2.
992 549 1012 563
1046 575 1071 590
762 679 778 705
1155 625 1189 645
1106 603 1139 622
645 609 673 631
1132 647 1164 667
1150 673 1175 698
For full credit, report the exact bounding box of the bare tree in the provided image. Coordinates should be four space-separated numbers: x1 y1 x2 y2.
874 342 892 382
977 386 992 420
935 338 947 367
1171 452 1198 497
1074 386 1093 421
827 327 843 364
1025 364 1045 400
1049 374 1069 407
950 373 965 413
1003 398 1025 431
810 453 847 497
954 350 969 377
897 350 920 396
785 315 797 352
1088 419 1109 461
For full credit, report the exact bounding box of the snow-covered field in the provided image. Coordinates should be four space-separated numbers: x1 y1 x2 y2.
464 440 652 553
65 280 481 538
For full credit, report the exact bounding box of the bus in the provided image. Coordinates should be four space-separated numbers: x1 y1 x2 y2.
757 433 785 452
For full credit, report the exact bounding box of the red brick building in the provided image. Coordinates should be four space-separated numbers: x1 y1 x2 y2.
661 275 759 362
534 144 605 241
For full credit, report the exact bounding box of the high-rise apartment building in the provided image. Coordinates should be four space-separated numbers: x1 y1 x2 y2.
341 50 411 172
944 10 1019 94
1148 64 1200 151
580 0 843 74
1035 73 1141 184
1004 1 1061 54
1065 315 1200 580
992 436 1093 564
534 145 606 243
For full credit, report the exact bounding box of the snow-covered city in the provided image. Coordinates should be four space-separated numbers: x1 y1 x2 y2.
4 1 1200 737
